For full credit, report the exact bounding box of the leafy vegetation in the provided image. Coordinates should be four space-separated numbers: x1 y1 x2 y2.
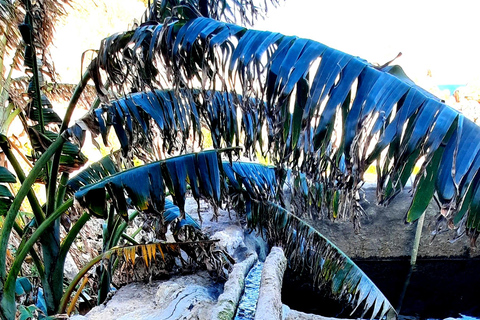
0 0 478 319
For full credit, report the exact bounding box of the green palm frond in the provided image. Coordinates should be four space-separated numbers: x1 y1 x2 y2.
91 17 480 243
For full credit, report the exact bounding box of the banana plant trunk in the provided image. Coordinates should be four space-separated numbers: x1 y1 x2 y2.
40 221 62 315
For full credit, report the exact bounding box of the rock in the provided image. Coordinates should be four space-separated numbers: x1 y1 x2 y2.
153 282 217 320
244 230 268 262
211 252 258 320
211 226 244 257
80 271 221 320
64 252 80 281
185 198 268 262
255 246 287 320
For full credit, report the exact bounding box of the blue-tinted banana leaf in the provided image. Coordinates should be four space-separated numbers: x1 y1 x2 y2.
91 17 480 241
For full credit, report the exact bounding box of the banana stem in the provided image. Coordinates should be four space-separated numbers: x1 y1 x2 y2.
0 136 65 281
1 198 73 319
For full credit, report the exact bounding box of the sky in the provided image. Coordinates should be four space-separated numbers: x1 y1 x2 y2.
254 0 480 85
50 0 147 84
50 0 480 86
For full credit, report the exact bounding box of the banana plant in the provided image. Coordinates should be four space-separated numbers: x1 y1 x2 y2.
71 4 480 316
0 0 285 318
1 0 478 319
0 0 91 318
89 13 480 246
66 149 396 319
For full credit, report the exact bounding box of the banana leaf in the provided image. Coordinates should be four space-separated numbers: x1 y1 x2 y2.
68 154 199 229
73 152 220 220
90 16 480 241
247 201 395 320
73 154 394 318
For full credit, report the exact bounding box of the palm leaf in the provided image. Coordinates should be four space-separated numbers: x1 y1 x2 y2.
68 154 199 229
67 155 119 193
74 151 221 218
0 0 72 81
248 201 395 319
0 0 22 57
73 153 394 318
90 17 480 242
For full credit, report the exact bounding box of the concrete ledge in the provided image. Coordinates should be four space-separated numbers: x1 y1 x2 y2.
211 252 258 320
283 305 352 320
255 246 287 320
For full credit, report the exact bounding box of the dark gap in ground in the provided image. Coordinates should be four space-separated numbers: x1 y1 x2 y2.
282 258 480 319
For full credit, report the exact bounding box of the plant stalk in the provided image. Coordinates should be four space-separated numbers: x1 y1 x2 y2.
397 212 425 314
12 222 45 280
66 275 89 316
0 136 65 282
55 172 69 209
410 212 425 266
121 233 139 245
46 69 91 217
1 198 73 319
58 212 91 263
58 254 103 314
0 138 45 224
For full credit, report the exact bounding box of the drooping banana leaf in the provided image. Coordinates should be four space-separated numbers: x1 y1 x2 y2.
247 201 395 319
67 155 119 193
222 161 277 201
90 17 480 242
68 154 199 229
73 154 394 318
73 151 222 216
95 89 258 157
